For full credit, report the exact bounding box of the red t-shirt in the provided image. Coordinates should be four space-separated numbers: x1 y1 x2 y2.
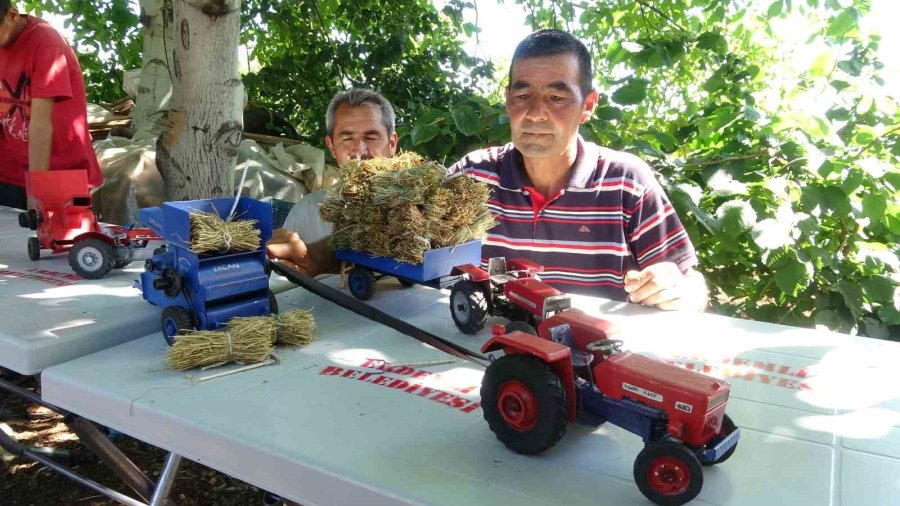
0 16 102 188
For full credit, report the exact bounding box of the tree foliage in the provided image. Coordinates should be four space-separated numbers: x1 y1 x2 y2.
499 0 898 338
25 0 899 338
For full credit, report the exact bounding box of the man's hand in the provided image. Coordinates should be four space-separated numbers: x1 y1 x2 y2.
623 262 708 312
266 228 316 276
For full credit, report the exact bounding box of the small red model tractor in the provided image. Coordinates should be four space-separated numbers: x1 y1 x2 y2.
449 257 571 335
467 258 740 505
18 170 161 279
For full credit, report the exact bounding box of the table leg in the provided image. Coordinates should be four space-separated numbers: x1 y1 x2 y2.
150 452 183 506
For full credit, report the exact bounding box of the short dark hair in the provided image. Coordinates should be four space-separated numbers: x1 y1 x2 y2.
325 88 395 138
509 29 594 99
0 0 12 19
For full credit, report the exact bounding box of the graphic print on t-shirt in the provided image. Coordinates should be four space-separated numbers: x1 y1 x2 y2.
0 71 30 142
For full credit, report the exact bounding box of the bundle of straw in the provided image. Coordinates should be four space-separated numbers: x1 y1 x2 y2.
189 210 261 254
320 152 496 264
167 309 318 370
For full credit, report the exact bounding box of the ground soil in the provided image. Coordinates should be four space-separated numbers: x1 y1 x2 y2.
1 375 274 506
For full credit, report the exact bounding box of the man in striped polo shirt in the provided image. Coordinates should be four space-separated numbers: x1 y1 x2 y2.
450 30 708 311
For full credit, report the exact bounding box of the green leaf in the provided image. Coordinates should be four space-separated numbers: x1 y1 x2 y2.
769 248 811 297
450 105 480 136
697 32 727 55
837 280 865 320
826 8 859 38
767 0 784 17
651 131 677 151
611 79 649 106
862 275 895 303
410 120 440 145
703 75 727 93
595 106 623 121
716 199 757 237
862 193 887 225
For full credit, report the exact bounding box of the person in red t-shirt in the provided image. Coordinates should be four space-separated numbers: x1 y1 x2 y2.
0 1 102 210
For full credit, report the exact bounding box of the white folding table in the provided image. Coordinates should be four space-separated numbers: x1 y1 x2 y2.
41 276 900 506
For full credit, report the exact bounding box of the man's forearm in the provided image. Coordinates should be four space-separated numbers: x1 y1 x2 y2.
28 99 54 171
308 239 340 275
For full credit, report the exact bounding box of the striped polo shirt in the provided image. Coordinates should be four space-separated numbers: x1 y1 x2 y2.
449 137 698 300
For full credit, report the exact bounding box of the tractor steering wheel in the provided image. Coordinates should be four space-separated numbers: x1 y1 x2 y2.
585 339 623 353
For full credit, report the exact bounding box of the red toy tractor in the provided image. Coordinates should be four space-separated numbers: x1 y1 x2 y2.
18 170 160 279
481 318 740 505
449 257 571 334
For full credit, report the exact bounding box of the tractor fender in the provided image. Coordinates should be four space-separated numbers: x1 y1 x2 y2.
453 263 489 282
72 231 115 245
482 331 578 422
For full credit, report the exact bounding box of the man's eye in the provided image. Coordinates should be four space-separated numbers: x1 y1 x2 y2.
550 95 566 102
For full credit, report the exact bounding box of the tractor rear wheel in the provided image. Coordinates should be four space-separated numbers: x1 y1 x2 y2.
449 280 488 334
69 238 114 279
634 440 703 506
161 306 194 346
481 354 567 455
504 320 536 335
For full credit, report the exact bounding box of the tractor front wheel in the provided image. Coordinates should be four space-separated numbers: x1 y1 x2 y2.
449 280 488 334
268 289 279 315
69 238 114 279
481 354 567 455
701 414 738 466
27 237 40 261
634 440 703 506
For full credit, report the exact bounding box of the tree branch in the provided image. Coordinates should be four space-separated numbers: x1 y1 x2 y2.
633 0 688 33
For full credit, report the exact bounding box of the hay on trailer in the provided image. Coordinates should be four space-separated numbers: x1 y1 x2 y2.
319 153 496 263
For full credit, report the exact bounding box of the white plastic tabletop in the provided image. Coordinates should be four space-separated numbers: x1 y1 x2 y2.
41 275 900 506
0 206 294 375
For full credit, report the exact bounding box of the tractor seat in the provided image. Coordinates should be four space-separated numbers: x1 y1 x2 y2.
548 323 594 367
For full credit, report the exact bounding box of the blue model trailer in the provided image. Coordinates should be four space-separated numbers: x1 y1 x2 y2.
137 197 276 344
334 239 481 300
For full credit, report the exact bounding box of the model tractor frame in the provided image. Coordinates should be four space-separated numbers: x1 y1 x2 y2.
480 316 740 506
138 197 277 345
449 257 571 335
18 170 161 279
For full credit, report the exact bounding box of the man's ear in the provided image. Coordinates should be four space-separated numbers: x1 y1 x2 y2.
580 89 599 124
325 135 337 160
388 132 398 156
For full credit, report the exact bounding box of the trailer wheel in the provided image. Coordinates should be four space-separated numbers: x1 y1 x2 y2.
701 414 738 466
161 306 194 346
268 289 279 315
397 277 415 288
27 237 40 261
634 441 703 506
69 238 114 279
348 266 377 300
449 280 488 334
481 354 568 455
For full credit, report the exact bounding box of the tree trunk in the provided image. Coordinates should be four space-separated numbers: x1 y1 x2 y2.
157 0 243 200
132 0 174 139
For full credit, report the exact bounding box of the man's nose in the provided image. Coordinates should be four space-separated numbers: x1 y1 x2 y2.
347 141 370 160
524 101 549 122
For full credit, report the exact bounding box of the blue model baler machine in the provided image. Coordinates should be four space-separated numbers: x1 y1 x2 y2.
137 198 275 344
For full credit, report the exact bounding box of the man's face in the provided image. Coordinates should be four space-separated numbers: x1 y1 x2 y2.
325 103 398 165
506 53 598 161
0 8 23 49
